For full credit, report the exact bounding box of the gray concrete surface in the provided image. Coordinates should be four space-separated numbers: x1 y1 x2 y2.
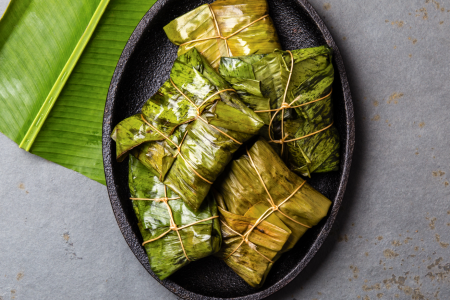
1 0 449 299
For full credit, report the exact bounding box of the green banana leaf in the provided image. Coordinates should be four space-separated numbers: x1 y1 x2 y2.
163 0 280 69
0 0 157 184
213 138 331 287
212 189 291 288
218 46 340 177
226 77 271 125
129 155 221 280
112 48 264 211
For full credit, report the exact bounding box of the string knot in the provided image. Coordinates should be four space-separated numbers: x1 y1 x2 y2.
278 133 289 144
251 49 333 156
179 10 269 57
136 186 219 262
221 150 311 263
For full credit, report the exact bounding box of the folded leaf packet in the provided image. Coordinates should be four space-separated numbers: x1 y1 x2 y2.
164 0 280 68
112 48 264 211
212 190 291 288
213 138 331 287
219 46 340 177
129 155 222 280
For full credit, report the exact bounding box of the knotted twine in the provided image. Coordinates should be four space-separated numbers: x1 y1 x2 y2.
180 4 269 57
131 185 218 261
140 79 240 184
254 50 334 155
221 147 311 263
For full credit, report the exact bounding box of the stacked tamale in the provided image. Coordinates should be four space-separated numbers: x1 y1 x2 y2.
112 0 339 288
112 47 264 211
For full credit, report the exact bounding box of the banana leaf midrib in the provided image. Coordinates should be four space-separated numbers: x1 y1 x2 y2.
17 0 111 151
1 0 159 184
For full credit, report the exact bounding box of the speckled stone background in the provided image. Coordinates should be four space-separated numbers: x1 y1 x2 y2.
0 0 449 299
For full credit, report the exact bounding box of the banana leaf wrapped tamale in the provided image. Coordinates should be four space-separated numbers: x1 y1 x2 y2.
163 0 280 68
219 46 340 177
129 155 222 280
213 138 331 287
112 48 264 211
212 189 291 288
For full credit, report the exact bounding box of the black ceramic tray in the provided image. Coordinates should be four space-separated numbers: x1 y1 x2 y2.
102 0 354 298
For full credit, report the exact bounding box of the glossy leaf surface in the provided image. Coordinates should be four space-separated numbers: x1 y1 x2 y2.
213 200 291 289
112 48 264 211
129 155 221 280
163 0 280 68
219 46 340 177
213 138 331 287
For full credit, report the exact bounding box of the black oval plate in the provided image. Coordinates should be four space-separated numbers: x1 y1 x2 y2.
102 0 354 298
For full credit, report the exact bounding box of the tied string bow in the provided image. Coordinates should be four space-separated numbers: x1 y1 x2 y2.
131 185 218 261
222 147 311 263
254 50 334 155
140 79 240 184
180 4 269 57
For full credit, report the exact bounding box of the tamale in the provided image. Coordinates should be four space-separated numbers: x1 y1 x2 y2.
212 190 291 288
219 46 340 177
213 138 331 287
163 0 280 68
129 155 222 280
112 48 264 211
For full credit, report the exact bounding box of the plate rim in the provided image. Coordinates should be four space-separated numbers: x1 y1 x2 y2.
102 0 355 298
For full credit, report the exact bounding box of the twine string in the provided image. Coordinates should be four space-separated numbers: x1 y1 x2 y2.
208 4 230 57
139 79 241 185
220 220 274 263
222 147 310 262
180 4 269 57
169 79 242 145
254 89 332 113
131 186 219 261
140 114 213 184
253 50 334 155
